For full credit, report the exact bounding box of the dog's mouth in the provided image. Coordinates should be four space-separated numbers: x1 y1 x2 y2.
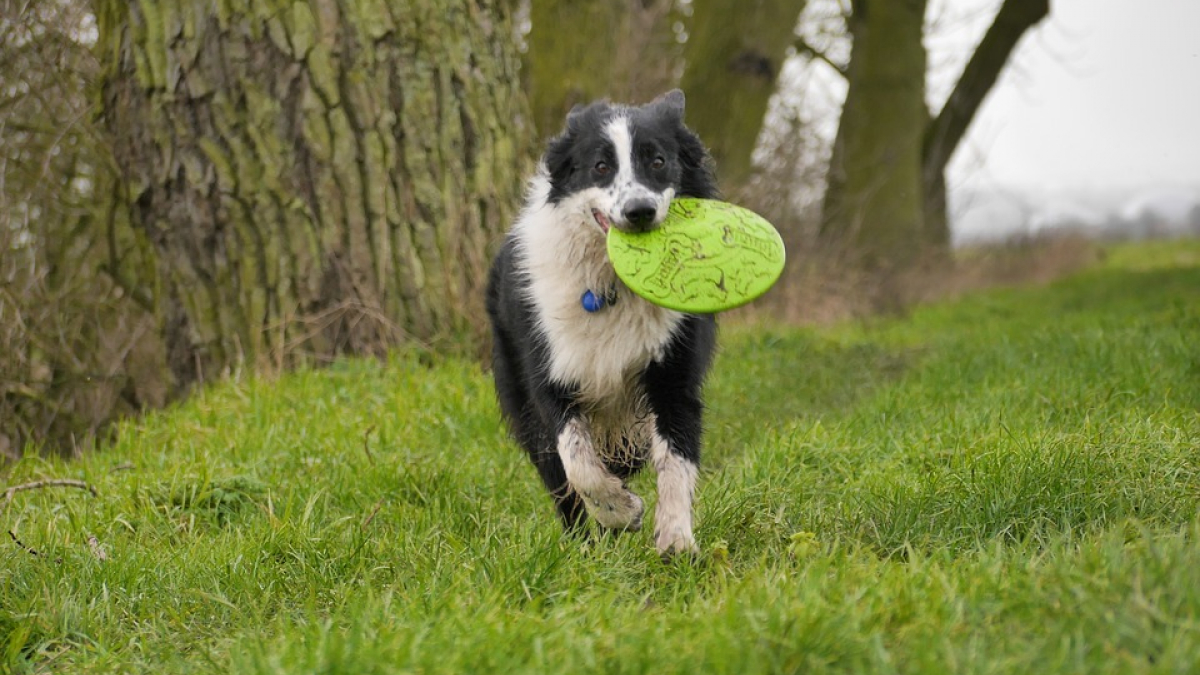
591 208 611 234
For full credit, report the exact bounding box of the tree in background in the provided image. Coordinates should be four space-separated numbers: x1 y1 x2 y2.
526 0 680 138
820 0 928 272
527 0 805 189
680 0 806 189
0 0 1050 454
0 0 162 456
820 0 1050 275
97 0 531 392
922 0 1052 249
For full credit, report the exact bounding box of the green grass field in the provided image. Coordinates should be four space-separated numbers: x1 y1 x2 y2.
3 241 1199 674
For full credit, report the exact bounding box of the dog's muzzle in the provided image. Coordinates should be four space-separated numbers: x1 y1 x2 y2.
620 198 659 233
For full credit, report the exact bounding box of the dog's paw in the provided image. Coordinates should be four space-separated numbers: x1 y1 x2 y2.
588 490 644 532
654 527 698 558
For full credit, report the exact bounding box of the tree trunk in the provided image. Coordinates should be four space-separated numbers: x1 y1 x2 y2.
821 0 928 270
98 0 530 391
526 0 679 139
922 0 1050 245
680 0 806 190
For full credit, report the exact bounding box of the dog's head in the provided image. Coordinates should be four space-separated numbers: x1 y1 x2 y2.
543 90 717 236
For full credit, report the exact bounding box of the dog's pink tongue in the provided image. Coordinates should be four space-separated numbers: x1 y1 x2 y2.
592 209 611 233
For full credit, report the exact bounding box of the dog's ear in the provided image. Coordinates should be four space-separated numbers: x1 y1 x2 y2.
676 125 719 200
544 131 574 186
651 89 686 121
564 99 610 135
565 103 588 132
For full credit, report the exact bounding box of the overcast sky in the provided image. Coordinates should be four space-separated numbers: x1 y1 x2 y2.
944 0 1200 197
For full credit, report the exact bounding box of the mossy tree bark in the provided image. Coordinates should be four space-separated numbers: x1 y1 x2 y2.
526 0 801 185
98 0 530 391
822 0 1048 270
821 0 928 270
526 0 679 139
679 0 806 190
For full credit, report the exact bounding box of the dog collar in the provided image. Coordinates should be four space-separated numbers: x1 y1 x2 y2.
581 285 619 313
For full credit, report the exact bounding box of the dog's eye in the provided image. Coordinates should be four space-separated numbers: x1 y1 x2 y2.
651 156 665 170
594 161 610 175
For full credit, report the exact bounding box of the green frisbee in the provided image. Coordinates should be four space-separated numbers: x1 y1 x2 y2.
606 198 786 313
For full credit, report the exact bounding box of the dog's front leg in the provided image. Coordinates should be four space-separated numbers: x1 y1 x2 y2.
557 417 644 531
651 431 699 556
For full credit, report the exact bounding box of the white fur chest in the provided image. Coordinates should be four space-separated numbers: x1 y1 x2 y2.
514 180 684 404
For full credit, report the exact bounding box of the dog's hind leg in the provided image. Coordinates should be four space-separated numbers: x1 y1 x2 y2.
557 417 645 532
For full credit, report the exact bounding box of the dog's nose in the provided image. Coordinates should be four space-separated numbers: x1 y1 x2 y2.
622 200 658 231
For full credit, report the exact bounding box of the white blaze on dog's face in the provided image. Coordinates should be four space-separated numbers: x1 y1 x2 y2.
543 90 691 237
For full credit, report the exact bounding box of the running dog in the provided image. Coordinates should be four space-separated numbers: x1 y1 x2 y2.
485 90 718 556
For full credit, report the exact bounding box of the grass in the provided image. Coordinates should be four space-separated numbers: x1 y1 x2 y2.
2 240 1199 674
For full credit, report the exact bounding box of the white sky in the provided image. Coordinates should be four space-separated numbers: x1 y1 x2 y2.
944 0 1200 196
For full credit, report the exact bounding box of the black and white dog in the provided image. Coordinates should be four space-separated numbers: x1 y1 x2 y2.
486 90 718 556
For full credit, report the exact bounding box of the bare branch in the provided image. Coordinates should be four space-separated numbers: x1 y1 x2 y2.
361 498 385 530
2 478 98 513
362 424 377 466
923 0 1050 181
794 37 848 77
9 529 41 557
